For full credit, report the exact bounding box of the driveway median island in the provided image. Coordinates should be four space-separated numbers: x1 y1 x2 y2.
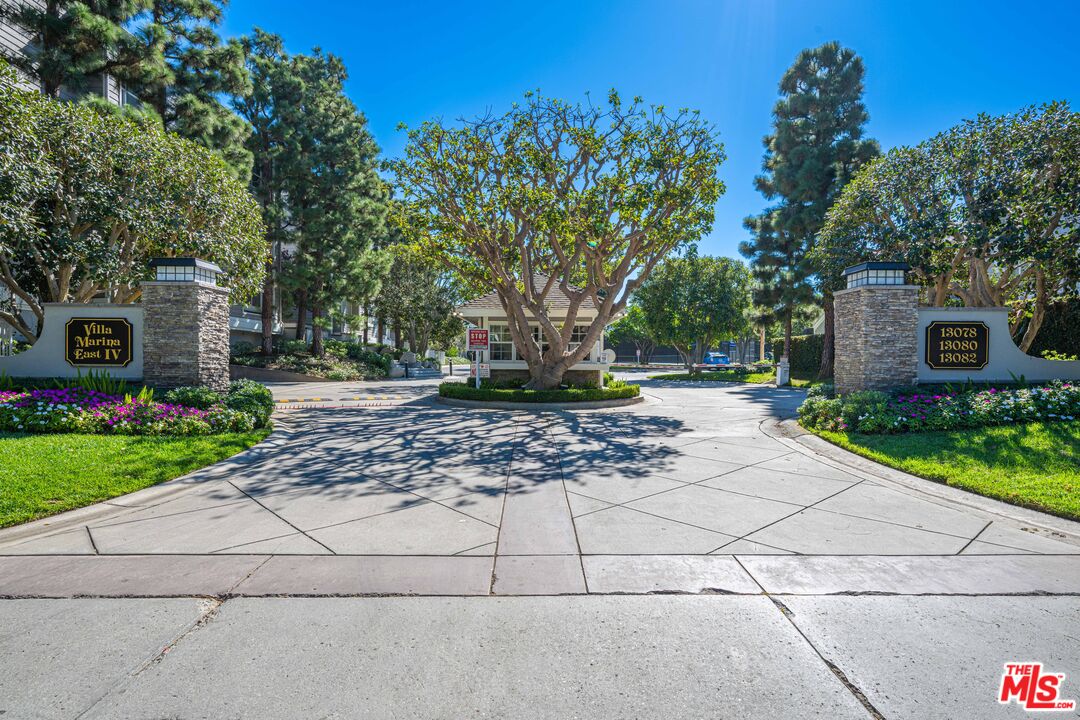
437 378 642 409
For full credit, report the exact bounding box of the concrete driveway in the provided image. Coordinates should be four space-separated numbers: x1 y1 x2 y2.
0 374 1077 595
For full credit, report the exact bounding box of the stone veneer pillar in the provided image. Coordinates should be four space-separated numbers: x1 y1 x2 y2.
141 277 231 392
833 284 919 394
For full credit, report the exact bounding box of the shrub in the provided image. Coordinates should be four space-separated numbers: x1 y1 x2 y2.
438 381 640 403
346 344 391 376
65 370 130 396
231 341 259 356
769 333 824 374
324 339 351 358
275 339 310 355
163 386 224 410
224 379 275 429
798 380 1080 434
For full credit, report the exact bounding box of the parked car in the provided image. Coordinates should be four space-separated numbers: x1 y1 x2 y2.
703 352 729 366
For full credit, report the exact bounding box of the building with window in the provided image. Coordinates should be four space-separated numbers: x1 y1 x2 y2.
455 276 612 386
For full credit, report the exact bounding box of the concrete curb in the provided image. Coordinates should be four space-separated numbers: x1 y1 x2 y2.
762 418 1080 545
435 394 646 411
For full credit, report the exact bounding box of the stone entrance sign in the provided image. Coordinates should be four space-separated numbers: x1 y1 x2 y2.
0 257 231 390
65 317 134 367
834 261 1080 393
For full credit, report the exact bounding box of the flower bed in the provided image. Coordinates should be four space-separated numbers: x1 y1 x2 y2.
0 379 274 436
798 380 1080 434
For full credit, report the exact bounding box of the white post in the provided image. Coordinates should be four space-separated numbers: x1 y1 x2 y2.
474 350 480 389
776 357 791 387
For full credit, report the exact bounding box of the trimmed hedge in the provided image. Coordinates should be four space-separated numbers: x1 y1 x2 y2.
770 333 824 374
438 380 640 403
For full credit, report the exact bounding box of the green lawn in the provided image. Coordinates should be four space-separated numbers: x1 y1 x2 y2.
0 430 270 528
647 368 830 388
813 421 1080 521
648 369 777 383
791 370 828 389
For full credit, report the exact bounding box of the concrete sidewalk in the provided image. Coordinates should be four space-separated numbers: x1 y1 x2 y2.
3 595 1077 719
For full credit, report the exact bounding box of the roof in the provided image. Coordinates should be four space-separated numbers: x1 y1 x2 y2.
456 274 599 316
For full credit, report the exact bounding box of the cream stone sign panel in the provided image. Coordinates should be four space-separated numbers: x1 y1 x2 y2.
0 257 231 389
917 308 1080 384
0 304 144 380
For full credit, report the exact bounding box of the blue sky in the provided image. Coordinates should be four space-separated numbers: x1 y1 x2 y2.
221 0 1079 260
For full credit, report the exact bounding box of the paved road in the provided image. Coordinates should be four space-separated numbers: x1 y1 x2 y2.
3 595 1078 719
2 376 1079 718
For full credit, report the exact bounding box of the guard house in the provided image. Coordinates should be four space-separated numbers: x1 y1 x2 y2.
455 275 613 387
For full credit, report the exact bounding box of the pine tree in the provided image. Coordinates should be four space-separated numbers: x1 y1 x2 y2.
232 29 292 354
138 0 253 180
0 1 164 99
276 50 388 358
741 41 878 377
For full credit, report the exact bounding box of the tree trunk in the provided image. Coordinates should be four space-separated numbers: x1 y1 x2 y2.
524 362 570 390
1017 270 1047 353
393 322 402 350
377 316 386 346
362 301 370 345
817 293 835 380
294 290 307 341
311 305 324 358
407 322 418 353
260 257 274 355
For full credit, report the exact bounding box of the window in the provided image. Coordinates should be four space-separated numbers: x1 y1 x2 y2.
531 326 550 355
489 323 514 360
568 325 590 351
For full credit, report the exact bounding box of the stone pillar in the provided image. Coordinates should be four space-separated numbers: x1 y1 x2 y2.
834 285 919 394
141 259 231 391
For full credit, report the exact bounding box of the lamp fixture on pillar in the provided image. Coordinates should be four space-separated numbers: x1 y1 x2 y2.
842 261 909 289
147 257 224 286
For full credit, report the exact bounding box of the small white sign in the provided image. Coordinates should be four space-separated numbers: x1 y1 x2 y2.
469 363 491 379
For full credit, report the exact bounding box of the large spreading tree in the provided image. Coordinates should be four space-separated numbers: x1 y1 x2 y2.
636 254 752 373
0 64 265 342
391 91 725 389
740 41 879 377
816 101 1080 352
